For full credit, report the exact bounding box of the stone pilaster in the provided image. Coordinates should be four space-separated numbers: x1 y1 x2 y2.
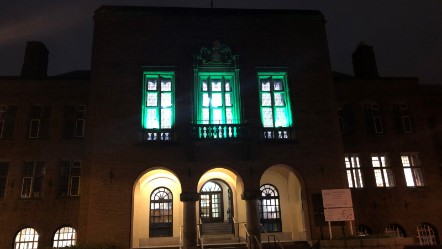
180 192 200 249
242 190 261 249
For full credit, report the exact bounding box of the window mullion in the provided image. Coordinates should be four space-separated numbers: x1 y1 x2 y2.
158 76 162 129
270 77 277 128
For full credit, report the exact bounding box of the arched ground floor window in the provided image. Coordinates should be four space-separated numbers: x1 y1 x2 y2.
15 227 39 249
259 184 282 232
417 223 439 245
53 226 77 248
150 187 173 237
385 224 405 237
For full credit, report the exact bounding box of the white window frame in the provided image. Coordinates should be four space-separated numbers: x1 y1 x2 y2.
60 160 81 197
399 104 413 133
345 155 364 188
371 154 395 187
401 153 424 187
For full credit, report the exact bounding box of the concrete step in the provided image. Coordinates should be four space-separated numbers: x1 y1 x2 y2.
201 223 233 235
202 242 248 249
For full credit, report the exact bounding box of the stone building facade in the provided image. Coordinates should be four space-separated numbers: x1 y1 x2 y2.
0 6 440 249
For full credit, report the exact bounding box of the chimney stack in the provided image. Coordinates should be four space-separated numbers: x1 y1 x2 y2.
21 41 49 79
352 43 379 79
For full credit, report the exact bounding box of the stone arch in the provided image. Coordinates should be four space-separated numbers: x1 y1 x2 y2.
197 167 246 236
132 167 182 248
259 164 308 241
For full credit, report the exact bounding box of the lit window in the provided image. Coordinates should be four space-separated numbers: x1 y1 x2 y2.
345 155 364 188
59 161 81 197
63 105 86 138
371 154 395 187
196 72 241 125
258 73 293 137
417 223 438 245
142 72 175 141
15 227 39 249
0 105 17 139
21 161 45 198
53 227 76 248
363 103 383 134
401 153 424 187
150 187 173 237
200 181 223 222
385 224 405 237
393 103 413 134
0 162 8 198
259 184 282 232
29 105 52 139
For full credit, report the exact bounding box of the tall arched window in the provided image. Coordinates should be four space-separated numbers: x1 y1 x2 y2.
15 227 39 249
417 223 438 245
150 187 173 237
53 226 76 248
259 184 282 232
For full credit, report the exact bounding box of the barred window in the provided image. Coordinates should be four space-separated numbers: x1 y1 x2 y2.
417 223 438 245
385 224 405 237
356 225 372 237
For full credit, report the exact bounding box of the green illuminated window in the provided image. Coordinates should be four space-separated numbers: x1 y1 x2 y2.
195 72 241 125
142 72 174 128
258 73 292 128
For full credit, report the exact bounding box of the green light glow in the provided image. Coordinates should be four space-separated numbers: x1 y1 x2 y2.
142 72 175 129
258 72 293 128
195 72 241 124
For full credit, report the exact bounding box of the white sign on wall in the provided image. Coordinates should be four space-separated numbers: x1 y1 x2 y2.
321 189 353 208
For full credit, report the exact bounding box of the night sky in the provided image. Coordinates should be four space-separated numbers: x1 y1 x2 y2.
1 0 441 85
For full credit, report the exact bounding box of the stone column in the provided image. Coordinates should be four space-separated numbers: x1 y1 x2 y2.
180 192 200 249
242 190 261 249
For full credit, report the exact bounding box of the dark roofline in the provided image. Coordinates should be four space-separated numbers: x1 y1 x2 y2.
95 5 324 19
0 70 90 81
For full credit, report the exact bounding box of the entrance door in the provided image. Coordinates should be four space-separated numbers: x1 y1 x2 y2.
200 181 224 223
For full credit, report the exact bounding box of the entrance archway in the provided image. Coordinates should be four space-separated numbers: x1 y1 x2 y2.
197 168 245 237
132 168 182 248
200 180 234 223
260 165 307 241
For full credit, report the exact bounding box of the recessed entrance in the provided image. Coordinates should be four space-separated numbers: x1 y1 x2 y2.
199 180 234 224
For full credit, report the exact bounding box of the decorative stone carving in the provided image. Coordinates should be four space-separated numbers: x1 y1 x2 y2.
241 190 261 200
200 40 233 64
180 192 200 202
